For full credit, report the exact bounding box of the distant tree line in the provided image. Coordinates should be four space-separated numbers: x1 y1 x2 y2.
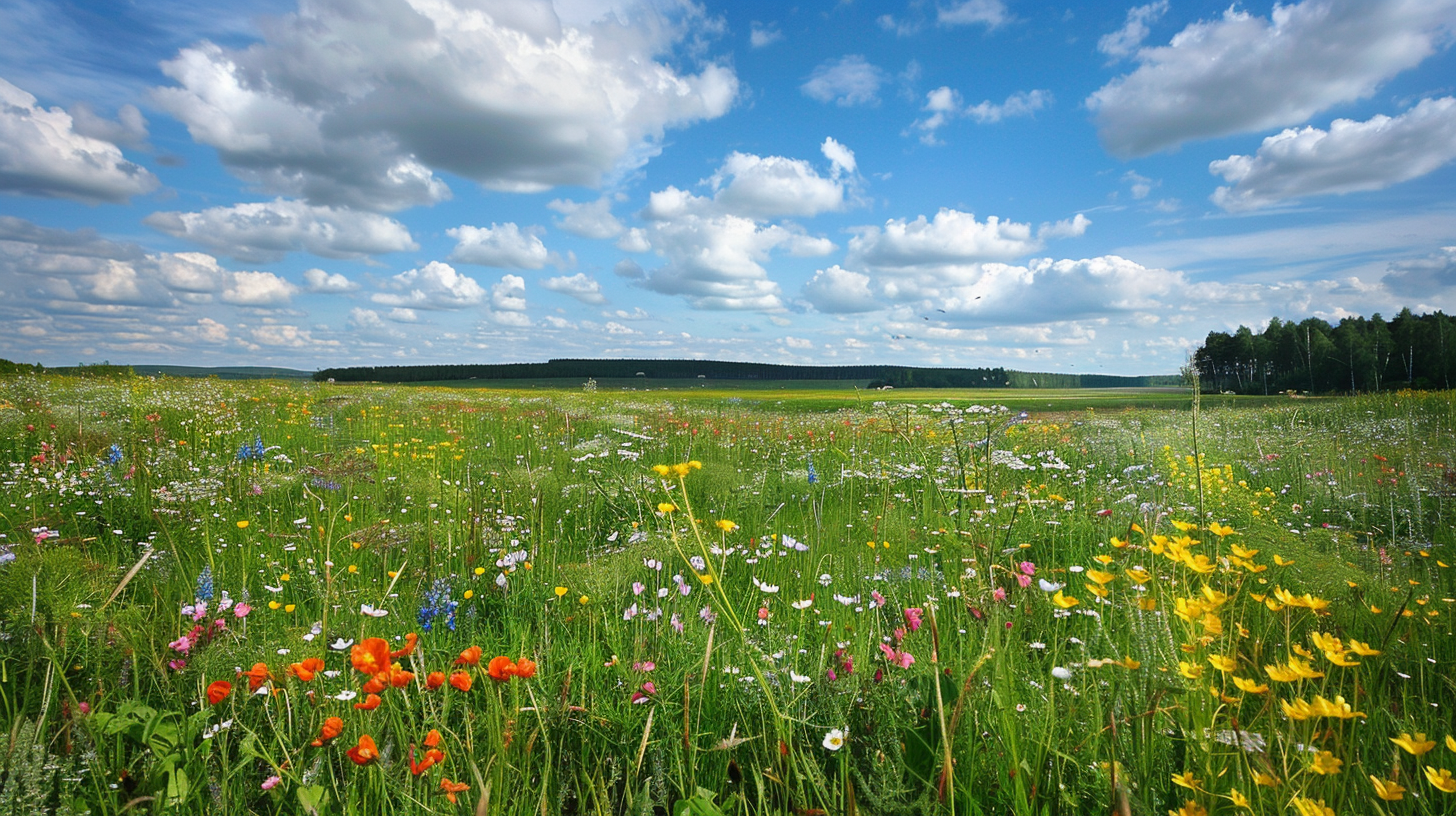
314 359 1013 387
1194 308 1454 394
0 360 132 378
1004 371 1183 389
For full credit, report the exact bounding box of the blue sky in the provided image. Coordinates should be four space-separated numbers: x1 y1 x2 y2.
2 0 1454 374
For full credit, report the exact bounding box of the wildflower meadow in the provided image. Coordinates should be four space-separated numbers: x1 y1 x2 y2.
1 374 1454 816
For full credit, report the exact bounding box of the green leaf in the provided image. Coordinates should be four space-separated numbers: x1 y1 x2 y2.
297 784 329 815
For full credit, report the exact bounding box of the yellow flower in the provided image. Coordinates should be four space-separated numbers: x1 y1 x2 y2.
1137 597 1158 611
1370 776 1405 801
1447 735 1456 752
1425 766 1456 793
236 520 249 529
1168 801 1207 816
268 600 281 610
1181 553 1217 575
554 586 569 597
1264 663 1299 683
651 464 671 477
1347 640 1381 656
474 567 486 576
1310 751 1342 775
1051 590 1079 609
347 565 358 574
284 603 295 613
1393 733 1438 756
697 573 714 585
1231 676 1268 694
672 463 691 477
463 589 474 600
1085 583 1110 598
1252 772 1280 788
1086 569 1116 585
1289 798 1334 816
1324 650 1359 667
1207 522 1234 537
1230 543 1259 559
1309 632 1342 653
1286 657 1325 680
657 502 677 514
1227 789 1250 809
1171 771 1201 790
1207 655 1237 673
279 573 291 582
1125 567 1153 584
1273 554 1294 566
578 594 590 605
1177 662 1203 680
1170 519 1197 532
715 519 738 533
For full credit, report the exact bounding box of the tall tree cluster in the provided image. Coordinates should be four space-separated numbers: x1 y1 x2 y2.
1194 309 1455 394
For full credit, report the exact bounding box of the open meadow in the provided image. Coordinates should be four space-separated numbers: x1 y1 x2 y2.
0 376 1453 816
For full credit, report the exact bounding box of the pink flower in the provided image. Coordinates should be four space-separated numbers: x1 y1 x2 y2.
168 658 188 671
262 775 281 791
903 607 923 633
892 627 906 643
826 667 837 681
233 603 252 618
757 607 770 625
878 643 915 669
992 587 1007 602
632 660 656 673
631 681 657 704
870 590 887 608
168 634 194 654
1019 561 1036 576
1015 573 1032 589
632 581 645 596
670 612 683 633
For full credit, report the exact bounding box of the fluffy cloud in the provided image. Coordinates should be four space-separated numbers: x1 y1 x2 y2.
634 146 847 310
221 270 297 306
302 267 359 293
749 23 782 48
0 77 158 203
67 102 149 148
801 56 885 107
802 266 879 314
914 87 1050 142
1210 97 1456 211
145 198 416 262
846 209 1083 272
249 323 338 348
1098 1 1169 59
490 274 527 312
1087 0 1456 157
541 273 606 304
373 261 486 309
547 197 624 239
937 0 1008 28
152 0 738 210
1383 246 1456 298
448 223 556 269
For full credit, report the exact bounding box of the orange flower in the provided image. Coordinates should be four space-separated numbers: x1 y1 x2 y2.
206 680 232 706
353 693 382 711
289 657 325 682
449 671 472 692
390 632 419 659
487 655 514 682
409 746 438 776
241 662 271 691
424 729 442 748
388 667 415 689
350 638 391 675
310 716 344 747
426 671 446 690
455 645 482 666
346 734 380 765
513 658 537 679
440 778 469 804
361 675 387 695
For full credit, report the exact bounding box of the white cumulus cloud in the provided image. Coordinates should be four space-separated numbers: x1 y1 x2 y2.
802 265 879 314
1210 97 1456 211
1098 1 1169 60
221 270 297 306
373 261 486 310
1088 0 1456 157
801 56 885 107
145 198 415 262
547 197 624 240
542 272 607 304
938 0 1008 28
151 0 738 210
448 223 555 269
0 77 158 203
302 267 359 293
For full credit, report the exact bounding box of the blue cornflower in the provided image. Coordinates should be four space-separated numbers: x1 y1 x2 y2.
806 455 818 485
418 578 457 633
195 566 214 602
105 443 123 465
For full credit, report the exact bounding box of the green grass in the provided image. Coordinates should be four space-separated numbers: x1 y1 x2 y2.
0 375 1452 815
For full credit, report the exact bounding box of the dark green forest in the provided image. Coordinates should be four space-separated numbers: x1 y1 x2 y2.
1194 308 1455 394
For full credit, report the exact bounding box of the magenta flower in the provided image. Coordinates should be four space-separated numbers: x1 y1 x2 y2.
1015 573 1032 588
870 590 887 608
1019 561 1036 576
233 603 252 618
993 586 1007 602
878 643 915 669
903 607 924 633
262 775 281 790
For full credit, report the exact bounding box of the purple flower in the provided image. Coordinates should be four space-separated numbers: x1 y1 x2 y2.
1019 561 1036 576
262 775 281 790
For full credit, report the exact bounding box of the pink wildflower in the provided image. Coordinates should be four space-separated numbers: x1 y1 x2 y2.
903 607 923 633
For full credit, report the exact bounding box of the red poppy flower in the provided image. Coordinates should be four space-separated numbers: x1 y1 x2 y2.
426 671 445 690
389 632 419 659
350 638 391 676
346 734 380 765
289 657 325 682
512 658 537 679
361 675 387 695
449 671 472 692
388 668 415 689
206 680 232 706
309 716 344 747
487 656 514 682
454 645 482 666
241 662 271 691
423 729 442 748
439 778 469 804
353 693 382 711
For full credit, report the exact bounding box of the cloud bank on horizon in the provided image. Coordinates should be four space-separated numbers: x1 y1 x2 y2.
1 0 1454 374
